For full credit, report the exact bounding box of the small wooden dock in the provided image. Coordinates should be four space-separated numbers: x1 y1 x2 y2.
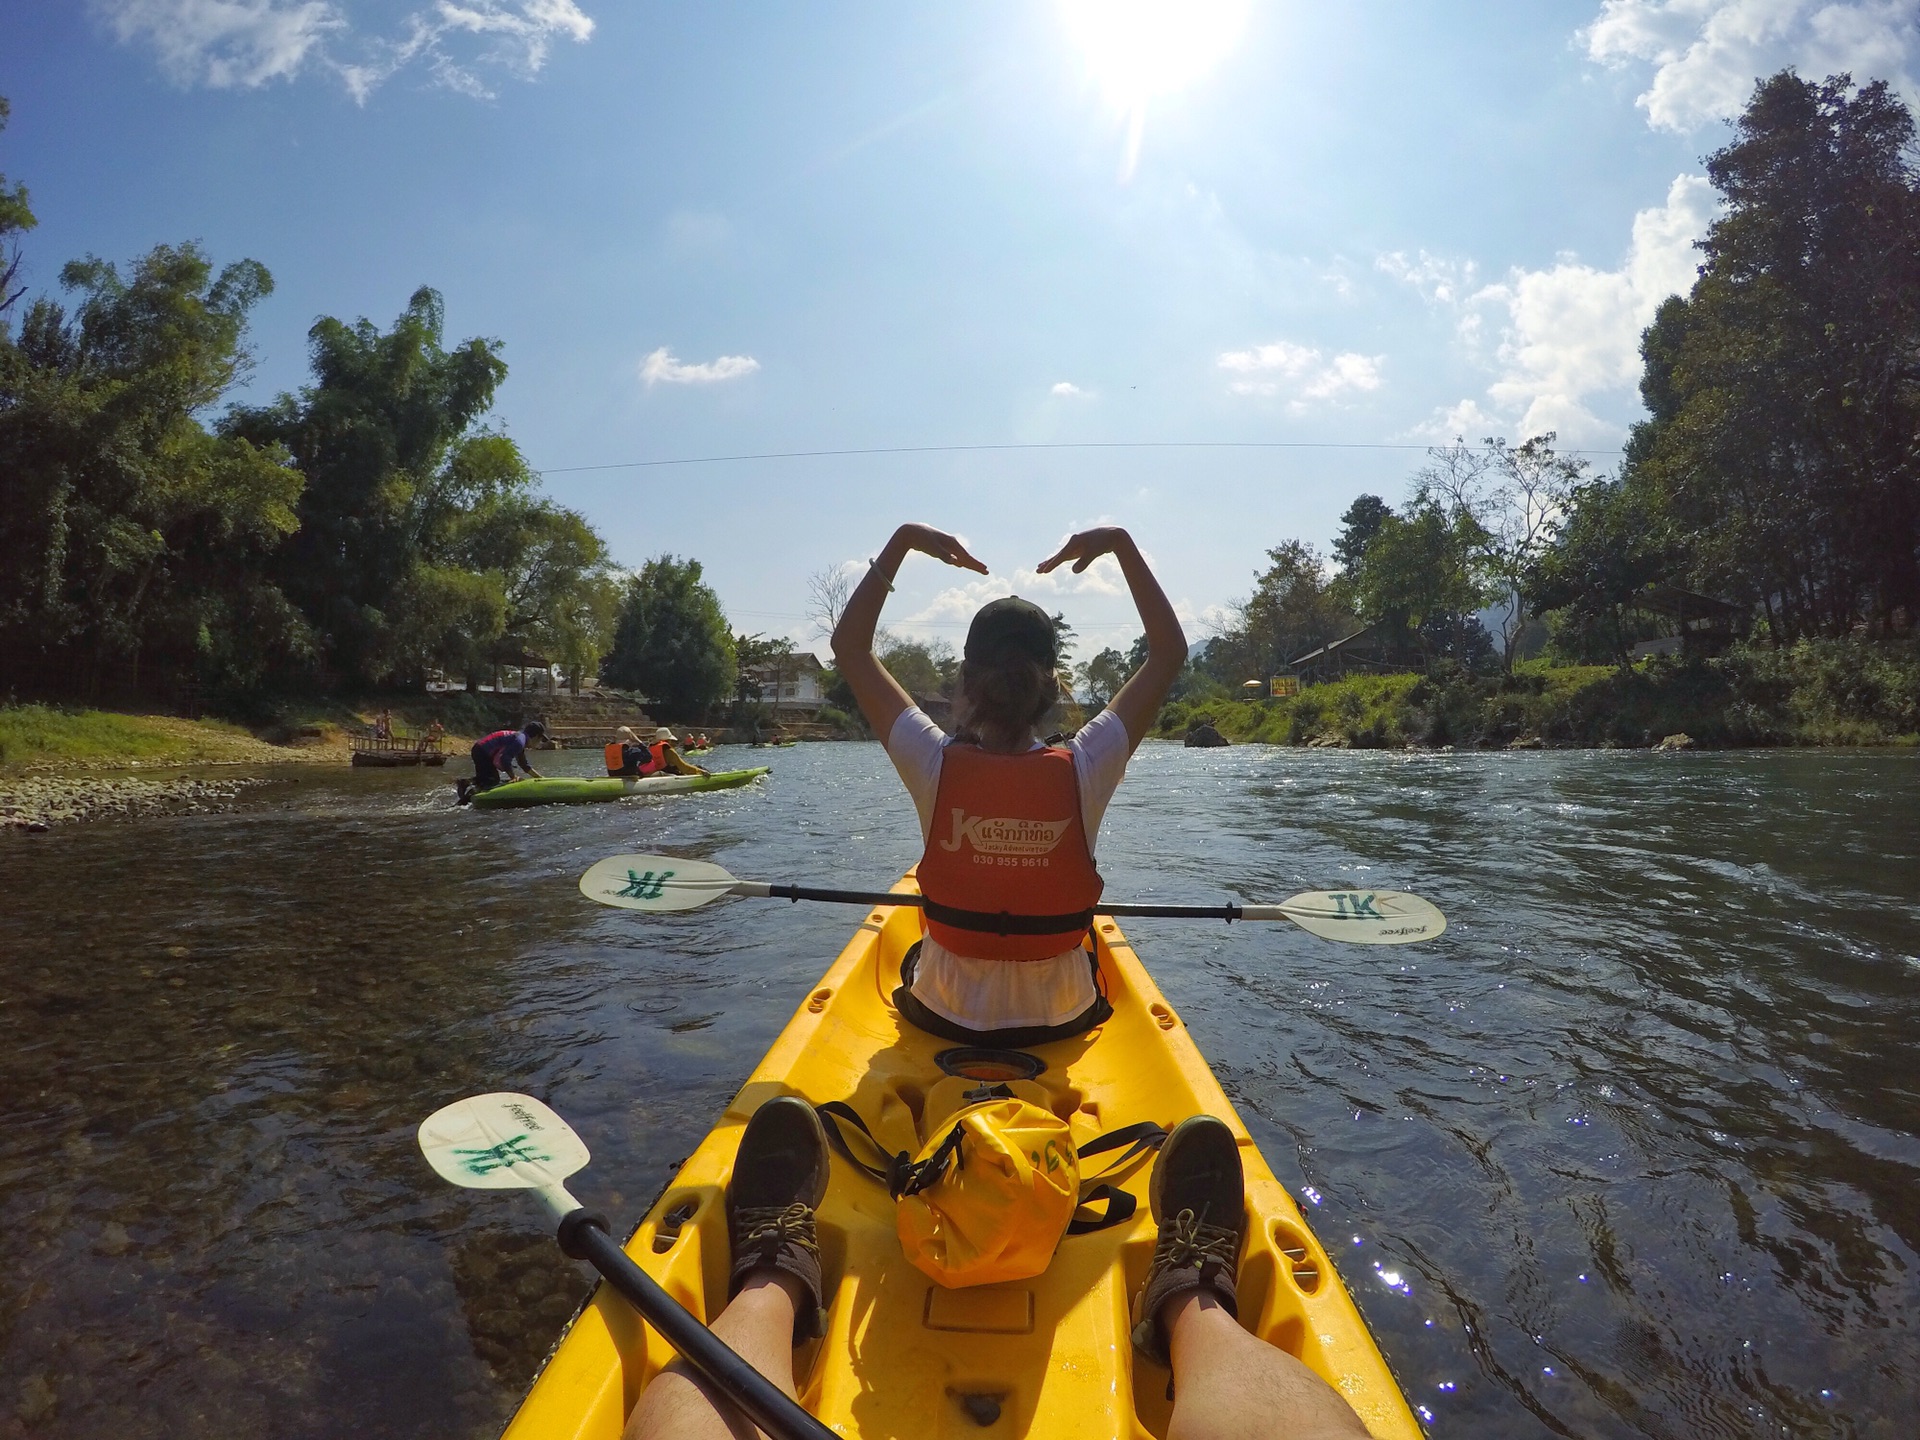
349 733 448 767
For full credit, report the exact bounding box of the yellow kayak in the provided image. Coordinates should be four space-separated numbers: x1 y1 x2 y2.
504 873 1421 1439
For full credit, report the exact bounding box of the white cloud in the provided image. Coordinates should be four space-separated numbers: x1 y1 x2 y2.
1376 250 1480 305
94 0 593 100
97 0 343 88
640 347 761 387
1217 340 1383 407
1462 173 1716 438
1582 0 1920 132
1050 381 1092 398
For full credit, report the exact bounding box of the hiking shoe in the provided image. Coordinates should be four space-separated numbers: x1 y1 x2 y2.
1129 1114 1245 1367
727 1095 830 1341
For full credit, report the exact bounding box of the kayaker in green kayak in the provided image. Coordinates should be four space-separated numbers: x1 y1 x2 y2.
454 720 546 805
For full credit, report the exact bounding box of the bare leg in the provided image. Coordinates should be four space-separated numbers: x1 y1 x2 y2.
622 1271 804 1440
1165 1291 1371 1440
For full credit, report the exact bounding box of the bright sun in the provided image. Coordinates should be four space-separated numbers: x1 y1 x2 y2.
1060 0 1249 178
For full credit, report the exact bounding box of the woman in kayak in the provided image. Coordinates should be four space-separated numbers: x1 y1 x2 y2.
834 522 1183 1047
622 523 1370 1439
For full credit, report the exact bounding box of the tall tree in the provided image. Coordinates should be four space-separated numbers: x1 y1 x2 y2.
225 286 513 686
601 555 736 718
0 97 36 320
1625 72 1920 638
1347 499 1495 667
0 243 306 692
1332 494 1391 573
1418 435 1585 670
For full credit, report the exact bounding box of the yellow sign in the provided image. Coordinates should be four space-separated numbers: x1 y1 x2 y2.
1269 676 1300 698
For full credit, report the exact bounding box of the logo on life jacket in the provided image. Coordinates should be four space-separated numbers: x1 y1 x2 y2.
938 809 1073 856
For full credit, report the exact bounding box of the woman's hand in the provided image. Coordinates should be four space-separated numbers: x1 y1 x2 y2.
1037 526 1133 574
892 524 988 574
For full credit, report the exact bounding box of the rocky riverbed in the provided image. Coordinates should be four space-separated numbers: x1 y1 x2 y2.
0 772 278 830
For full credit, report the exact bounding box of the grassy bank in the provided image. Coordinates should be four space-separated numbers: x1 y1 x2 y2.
1154 639 1920 749
0 705 334 772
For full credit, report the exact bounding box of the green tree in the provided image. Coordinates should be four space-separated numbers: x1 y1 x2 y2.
1348 499 1495 667
601 555 736 718
879 635 956 699
1418 435 1586 670
1529 477 1671 668
225 286 514 686
1626 72 1920 637
1075 646 1128 708
0 242 307 692
1331 494 1391 573
1 97 37 319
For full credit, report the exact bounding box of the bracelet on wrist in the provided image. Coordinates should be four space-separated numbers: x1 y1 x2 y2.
868 558 895 592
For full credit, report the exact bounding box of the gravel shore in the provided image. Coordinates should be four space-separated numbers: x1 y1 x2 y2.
0 772 280 830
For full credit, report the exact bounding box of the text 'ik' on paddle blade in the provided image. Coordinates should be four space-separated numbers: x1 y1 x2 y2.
418 1093 590 1192
1278 890 1447 945
578 854 738 912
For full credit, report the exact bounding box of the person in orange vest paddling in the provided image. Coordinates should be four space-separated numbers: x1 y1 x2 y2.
606 725 709 778
621 525 1371 1440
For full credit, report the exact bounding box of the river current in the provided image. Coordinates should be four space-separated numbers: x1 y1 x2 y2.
1 743 1915 1438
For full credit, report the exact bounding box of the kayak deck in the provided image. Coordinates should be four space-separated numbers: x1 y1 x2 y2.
469 768 768 809
503 874 1420 1439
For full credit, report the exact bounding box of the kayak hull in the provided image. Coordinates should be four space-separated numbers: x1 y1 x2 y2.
502 874 1421 1439
468 768 768 809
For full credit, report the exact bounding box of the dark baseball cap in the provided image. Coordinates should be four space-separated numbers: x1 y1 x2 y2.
965 597 1056 668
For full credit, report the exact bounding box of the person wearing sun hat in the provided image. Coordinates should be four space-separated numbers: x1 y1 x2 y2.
646 724 709 777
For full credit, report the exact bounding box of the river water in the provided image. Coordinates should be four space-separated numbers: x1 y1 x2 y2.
1 743 1915 1439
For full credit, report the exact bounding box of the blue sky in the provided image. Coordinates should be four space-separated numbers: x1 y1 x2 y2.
4 1 1917 658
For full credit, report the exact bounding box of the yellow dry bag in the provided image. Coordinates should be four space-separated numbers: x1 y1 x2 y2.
819 1091 1164 1289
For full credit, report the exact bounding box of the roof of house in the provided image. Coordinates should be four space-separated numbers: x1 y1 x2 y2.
1288 622 1384 669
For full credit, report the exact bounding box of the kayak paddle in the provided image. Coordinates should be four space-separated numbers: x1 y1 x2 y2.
578 854 1445 945
418 1093 835 1440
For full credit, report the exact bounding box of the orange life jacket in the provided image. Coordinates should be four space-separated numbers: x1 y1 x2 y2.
917 745 1103 962
603 742 626 775
644 741 671 774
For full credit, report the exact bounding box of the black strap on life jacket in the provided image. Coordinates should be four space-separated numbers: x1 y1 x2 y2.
814 1100 1167 1235
920 898 1099 937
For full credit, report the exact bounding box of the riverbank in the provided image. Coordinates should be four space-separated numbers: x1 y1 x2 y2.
1154 639 1920 749
0 706 350 829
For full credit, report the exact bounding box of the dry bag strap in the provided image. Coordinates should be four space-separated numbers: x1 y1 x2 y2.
1076 1121 1166 1181
817 1094 1014 1200
1066 1121 1166 1236
921 897 1098 937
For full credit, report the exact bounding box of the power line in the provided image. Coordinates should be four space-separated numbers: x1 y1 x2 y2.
541 438 1624 475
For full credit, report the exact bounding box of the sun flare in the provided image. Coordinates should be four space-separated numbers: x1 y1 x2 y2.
1060 0 1250 111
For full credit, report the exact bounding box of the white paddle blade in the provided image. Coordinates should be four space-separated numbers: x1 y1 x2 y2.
579 855 741 912
1270 890 1447 945
418 1093 590 1192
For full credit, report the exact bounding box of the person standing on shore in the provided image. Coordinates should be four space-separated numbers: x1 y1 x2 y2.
456 720 546 804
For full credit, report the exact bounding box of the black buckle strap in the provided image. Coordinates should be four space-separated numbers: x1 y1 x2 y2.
922 898 1098 938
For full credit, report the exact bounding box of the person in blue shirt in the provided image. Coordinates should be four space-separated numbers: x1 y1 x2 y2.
456 720 546 804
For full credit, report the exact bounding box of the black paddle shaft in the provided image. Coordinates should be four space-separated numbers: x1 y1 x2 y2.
558 1212 836 1440
763 883 1249 922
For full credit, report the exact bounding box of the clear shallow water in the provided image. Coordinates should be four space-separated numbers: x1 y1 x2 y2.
1 744 1916 1438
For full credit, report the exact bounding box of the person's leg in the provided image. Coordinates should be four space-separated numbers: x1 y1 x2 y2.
621 1271 803 1440
1133 1116 1369 1440
1164 1292 1370 1440
624 1097 830 1440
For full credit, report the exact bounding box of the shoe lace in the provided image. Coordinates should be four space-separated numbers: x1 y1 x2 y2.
1153 1203 1238 1283
734 1201 820 1262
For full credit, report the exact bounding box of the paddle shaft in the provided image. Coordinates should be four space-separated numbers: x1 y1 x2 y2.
743 882 1289 923
561 1214 836 1440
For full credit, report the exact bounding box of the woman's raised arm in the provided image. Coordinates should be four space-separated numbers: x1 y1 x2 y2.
831 524 987 744
1036 527 1185 752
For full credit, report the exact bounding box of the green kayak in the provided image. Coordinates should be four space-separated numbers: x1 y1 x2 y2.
464 767 769 809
